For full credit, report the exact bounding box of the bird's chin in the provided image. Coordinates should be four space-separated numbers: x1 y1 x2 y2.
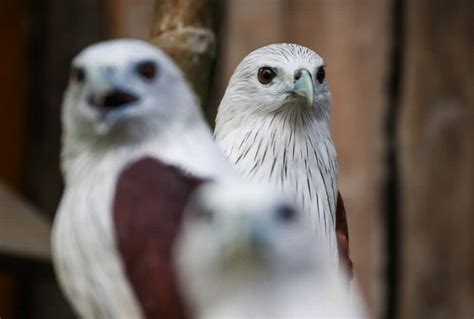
280 96 314 111
91 112 116 135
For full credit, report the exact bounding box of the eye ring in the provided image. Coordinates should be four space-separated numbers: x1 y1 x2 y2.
71 66 86 83
258 67 276 85
136 60 157 81
316 66 325 84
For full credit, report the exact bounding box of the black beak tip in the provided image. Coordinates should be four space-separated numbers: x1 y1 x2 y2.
88 90 139 110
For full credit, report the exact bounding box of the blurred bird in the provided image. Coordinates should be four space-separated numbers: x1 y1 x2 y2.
52 39 234 318
175 182 366 318
215 43 352 275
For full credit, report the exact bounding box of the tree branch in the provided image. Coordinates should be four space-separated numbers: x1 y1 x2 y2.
150 0 223 107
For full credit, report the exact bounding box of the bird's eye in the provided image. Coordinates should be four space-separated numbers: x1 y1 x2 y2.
275 204 297 223
316 66 325 84
136 60 157 81
258 67 276 84
71 66 86 83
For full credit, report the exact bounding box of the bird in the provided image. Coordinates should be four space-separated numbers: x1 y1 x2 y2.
215 43 352 275
52 39 235 318
174 182 366 318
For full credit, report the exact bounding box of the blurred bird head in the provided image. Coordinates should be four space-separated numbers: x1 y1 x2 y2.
217 43 331 126
176 182 326 283
175 182 365 318
62 39 199 144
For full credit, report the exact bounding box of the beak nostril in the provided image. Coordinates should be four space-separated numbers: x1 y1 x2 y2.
294 70 303 80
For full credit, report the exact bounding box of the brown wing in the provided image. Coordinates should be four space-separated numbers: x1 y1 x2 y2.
113 157 207 319
336 191 353 280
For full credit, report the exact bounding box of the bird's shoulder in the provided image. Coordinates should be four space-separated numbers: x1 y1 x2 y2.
113 156 209 319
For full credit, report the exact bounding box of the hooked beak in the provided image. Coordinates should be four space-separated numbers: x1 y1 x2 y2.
86 68 139 134
220 220 269 264
290 69 315 107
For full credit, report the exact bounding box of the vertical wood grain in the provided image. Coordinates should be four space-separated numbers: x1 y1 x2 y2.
208 0 286 122
0 1 30 316
0 0 29 191
106 0 155 39
398 0 474 318
24 0 105 215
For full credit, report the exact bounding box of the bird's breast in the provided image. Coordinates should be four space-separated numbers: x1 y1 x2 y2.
219 121 339 263
52 160 143 318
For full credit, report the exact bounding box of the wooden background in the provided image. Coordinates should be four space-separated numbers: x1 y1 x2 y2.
0 0 472 318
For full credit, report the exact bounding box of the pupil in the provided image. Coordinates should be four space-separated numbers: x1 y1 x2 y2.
258 67 275 84
276 204 297 222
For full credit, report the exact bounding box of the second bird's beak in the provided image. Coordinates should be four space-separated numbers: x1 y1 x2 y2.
290 69 315 107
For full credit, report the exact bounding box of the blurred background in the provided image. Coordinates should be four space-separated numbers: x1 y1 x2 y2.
0 0 472 318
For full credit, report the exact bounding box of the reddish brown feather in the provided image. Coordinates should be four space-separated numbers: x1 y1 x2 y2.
336 191 353 280
113 157 207 319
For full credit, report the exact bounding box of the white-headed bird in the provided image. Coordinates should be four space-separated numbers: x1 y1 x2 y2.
215 44 352 275
52 39 234 318
175 182 365 318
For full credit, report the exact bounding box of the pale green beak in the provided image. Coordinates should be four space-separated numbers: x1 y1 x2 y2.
291 69 315 107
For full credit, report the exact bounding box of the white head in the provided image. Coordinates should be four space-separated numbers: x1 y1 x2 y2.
216 43 332 137
175 182 336 315
62 39 200 147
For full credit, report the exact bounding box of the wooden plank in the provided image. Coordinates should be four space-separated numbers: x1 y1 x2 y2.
208 0 285 121
0 274 15 319
0 1 30 315
0 183 51 260
105 0 155 39
284 1 391 316
23 0 105 215
398 0 474 318
0 1 29 191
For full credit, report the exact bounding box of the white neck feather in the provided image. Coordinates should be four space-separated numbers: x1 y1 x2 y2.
215 107 339 261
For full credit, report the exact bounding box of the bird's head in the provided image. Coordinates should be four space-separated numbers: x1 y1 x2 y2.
176 183 365 318
176 182 323 283
62 39 199 146
217 43 331 125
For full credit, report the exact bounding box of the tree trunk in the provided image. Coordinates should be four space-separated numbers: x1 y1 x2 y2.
398 0 474 318
150 0 223 108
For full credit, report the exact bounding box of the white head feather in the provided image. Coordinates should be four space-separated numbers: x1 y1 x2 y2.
62 39 200 143
60 39 231 183
215 43 332 141
175 182 366 318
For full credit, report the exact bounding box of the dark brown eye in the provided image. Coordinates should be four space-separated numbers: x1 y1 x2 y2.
275 204 297 223
71 66 86 83
258 67 276 84
316 66 325 84
136 60 157 81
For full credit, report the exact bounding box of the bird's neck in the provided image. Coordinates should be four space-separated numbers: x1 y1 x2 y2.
197 265 332 318
61 120 234 186
216 107 333 179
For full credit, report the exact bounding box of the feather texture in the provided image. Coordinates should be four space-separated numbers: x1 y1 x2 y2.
216 43 339 265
